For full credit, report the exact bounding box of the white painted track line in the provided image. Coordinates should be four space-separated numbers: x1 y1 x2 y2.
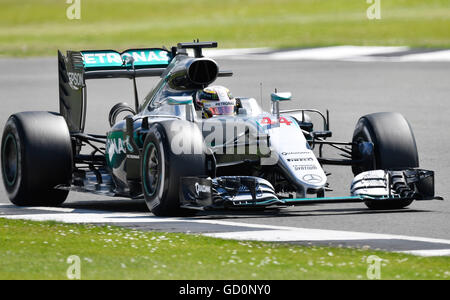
204 229 450 257
200 47 272 58
265 46 409 61
184 46 450 62
1 212 176 223
23 206 75 212
203 228 450 246
205 230 450 248
398 49 450 62
397 249 450 257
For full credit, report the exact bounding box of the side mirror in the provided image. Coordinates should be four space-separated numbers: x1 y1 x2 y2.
271 92 292 102
165 96 195 122
271 92 292 120
166 96 193 105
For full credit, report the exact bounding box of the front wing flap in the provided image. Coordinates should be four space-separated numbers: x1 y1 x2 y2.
179 169 441 210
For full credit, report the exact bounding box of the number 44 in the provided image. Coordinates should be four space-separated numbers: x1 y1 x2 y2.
261 116 292 126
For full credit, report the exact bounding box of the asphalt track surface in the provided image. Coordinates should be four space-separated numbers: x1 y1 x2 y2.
0 56 449 254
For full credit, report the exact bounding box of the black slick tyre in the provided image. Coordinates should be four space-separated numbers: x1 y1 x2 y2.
141 121 206 216
352 112 419 210
1 112 73 206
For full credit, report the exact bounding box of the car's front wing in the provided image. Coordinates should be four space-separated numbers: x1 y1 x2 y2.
179 170 441 211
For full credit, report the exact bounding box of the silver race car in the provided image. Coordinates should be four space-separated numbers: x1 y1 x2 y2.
1 41 440 216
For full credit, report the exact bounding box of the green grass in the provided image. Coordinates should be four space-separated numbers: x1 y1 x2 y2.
0 218 449 279
0 0 449 56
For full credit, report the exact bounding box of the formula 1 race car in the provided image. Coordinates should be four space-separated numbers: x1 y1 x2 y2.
1 41 440 216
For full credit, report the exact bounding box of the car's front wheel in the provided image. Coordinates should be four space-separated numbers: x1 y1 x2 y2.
141 121 207 216
352 112 419 210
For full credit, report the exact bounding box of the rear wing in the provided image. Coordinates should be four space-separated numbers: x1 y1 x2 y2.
58 48 173 132
82 48 172 79
58 42 232 133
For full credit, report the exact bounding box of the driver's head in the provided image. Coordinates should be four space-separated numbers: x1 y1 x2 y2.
195 86 236 117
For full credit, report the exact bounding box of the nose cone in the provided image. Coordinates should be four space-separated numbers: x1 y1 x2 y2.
300 173 327 190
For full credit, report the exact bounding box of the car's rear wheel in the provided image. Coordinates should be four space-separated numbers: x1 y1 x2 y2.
352 112 419 210
1 112 73 206
141 121 207 216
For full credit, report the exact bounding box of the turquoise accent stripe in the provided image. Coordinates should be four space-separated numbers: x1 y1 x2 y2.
168 98 193 105
271 92 292 101
235 195 405 207
283 196 364 203
237 196 365 207
81 49 171 71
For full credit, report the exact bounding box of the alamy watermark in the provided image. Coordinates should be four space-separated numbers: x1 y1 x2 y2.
66 0 81 20
366 255 382 279
168 119 276 164
366 0 381 20
67 255 81 279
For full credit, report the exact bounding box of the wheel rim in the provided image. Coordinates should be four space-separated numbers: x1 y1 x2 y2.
143 142 160 196
354 135 376 173
2 134 18 186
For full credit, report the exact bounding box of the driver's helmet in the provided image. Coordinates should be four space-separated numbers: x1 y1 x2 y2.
195 86 236 117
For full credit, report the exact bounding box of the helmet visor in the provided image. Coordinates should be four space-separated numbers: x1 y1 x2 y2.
209 106 235 115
